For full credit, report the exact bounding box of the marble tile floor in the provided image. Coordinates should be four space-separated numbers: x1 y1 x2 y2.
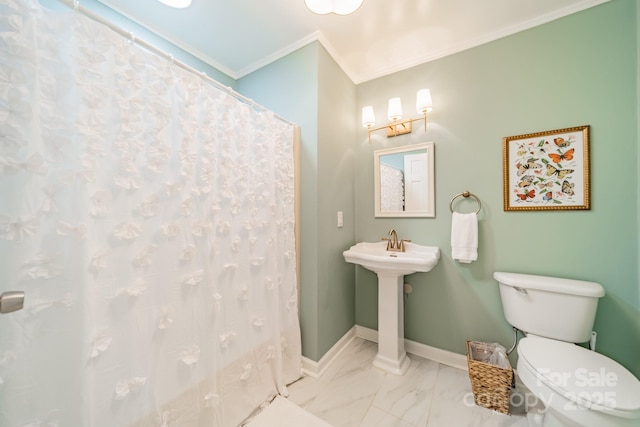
286 337 530 427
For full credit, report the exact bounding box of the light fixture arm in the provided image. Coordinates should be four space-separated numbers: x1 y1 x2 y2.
365 112 427 143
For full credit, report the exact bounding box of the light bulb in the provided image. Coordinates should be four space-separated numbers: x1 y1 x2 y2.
362 106 375 128
387 98 402 121
416 89 432 114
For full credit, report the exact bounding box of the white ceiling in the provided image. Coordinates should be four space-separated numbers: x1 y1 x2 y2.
97 0 608 84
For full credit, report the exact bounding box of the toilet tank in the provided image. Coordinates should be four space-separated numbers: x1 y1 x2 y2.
494 272 605 343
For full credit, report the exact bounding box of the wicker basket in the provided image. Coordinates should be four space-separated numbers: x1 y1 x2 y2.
466 340 513 415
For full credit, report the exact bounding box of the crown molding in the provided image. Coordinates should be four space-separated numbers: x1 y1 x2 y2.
352 0 611 83
97 0 611 85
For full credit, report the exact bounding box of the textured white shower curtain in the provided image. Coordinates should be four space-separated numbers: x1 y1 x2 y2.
379 163 404 212
0 1 301 426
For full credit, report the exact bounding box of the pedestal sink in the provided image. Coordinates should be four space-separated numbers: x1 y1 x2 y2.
343 241 440 375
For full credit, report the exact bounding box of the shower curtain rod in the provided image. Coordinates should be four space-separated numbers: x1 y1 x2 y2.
55 0 296 127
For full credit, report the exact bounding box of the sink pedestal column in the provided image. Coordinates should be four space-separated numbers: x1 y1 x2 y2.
373 272 410 375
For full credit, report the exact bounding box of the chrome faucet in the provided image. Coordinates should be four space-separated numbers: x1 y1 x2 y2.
383 229 410 252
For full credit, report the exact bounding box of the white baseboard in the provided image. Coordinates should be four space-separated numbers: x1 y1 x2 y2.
355 325 468 371
301 326 357 379
301 325 468 379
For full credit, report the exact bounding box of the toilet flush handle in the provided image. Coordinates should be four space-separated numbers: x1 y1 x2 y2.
513 286 528 295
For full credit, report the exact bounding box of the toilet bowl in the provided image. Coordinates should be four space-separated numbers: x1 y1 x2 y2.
493 272 640 427
517 335 640 427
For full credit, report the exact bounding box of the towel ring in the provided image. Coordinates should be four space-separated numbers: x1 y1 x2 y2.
449 191 481 214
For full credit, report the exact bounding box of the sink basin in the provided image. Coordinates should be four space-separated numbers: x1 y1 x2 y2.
343 240 440 375
343 241 440 275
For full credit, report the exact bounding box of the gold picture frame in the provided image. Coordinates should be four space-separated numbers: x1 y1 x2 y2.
503 125 590 211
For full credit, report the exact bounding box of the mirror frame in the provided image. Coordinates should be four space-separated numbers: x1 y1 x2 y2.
374 142 435 218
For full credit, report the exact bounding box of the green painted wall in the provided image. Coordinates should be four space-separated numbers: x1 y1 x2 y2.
316 45 357 357
238 43 357 361
637 2 640 328
356 0 640 377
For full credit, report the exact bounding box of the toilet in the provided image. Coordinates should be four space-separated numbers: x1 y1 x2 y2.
494 272 640 427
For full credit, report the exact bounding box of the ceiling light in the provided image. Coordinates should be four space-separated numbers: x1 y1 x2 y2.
305 0 363 16
156 0 192 8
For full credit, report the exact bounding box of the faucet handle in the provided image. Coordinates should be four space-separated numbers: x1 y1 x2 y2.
399 239 411 252
382 237 392 250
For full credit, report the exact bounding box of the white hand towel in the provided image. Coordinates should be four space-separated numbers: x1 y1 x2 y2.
451 212 478 263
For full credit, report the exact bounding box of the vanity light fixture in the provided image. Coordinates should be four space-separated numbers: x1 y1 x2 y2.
362 89 433 143
156 0 192 8
305 0 363 15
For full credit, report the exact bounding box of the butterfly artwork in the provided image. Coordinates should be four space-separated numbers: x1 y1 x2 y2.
561 180 575 196
516 189 535 201
505 125 589 210
537 180 554 190
548 148 574 164
518 175 535 187
545 164 574 180
553 137 571 148
516 143 528 157
516 158 542 176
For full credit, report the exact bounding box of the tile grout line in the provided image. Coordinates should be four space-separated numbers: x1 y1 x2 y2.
357 364 390 426
422 363 444 427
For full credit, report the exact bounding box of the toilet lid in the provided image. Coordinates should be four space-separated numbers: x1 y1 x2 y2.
518 336 640 415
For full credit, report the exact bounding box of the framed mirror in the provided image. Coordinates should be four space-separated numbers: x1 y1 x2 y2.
374 142 435 217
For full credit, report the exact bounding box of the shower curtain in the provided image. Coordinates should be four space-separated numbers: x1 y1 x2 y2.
0 1 301 426
379 163 404 212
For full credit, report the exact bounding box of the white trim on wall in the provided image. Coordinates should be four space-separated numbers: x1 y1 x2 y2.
238 0 611 84
301 327 357 379
99 0 610 84
355 325 469 371
301 325 468 379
